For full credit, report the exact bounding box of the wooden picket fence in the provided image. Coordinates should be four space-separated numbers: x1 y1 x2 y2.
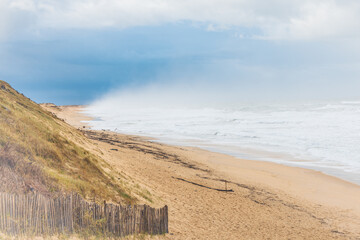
0 192 168 237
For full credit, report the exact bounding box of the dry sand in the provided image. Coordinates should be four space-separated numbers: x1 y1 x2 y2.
42 105 360 239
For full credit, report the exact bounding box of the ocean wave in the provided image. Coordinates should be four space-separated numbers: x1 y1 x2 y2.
85 102 360 184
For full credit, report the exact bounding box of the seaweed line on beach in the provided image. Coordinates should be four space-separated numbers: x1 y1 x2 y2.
83 130 210 172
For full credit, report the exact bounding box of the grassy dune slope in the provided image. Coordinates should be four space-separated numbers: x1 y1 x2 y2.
0 80 135 203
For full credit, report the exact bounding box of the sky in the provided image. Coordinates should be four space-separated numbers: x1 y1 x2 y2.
0 0 360 105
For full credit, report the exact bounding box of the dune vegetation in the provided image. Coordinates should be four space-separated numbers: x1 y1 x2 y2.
0 80 136 204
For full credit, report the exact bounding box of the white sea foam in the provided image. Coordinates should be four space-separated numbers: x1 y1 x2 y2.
84 102 360 185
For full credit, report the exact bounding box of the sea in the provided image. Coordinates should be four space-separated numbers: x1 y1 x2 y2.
84 101 360 185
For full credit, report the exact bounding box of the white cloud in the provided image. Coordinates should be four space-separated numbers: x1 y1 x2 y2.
270 1 360 40
0 0 37 40
1 0 360 40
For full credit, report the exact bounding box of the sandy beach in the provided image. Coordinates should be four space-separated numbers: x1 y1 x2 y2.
42 105 360 239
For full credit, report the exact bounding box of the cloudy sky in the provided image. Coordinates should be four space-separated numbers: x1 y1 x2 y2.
1 0 360 104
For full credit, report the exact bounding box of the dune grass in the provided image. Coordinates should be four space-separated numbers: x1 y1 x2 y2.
0 80 136 204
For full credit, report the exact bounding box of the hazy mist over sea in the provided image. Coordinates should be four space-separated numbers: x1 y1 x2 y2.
86 81 360 185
